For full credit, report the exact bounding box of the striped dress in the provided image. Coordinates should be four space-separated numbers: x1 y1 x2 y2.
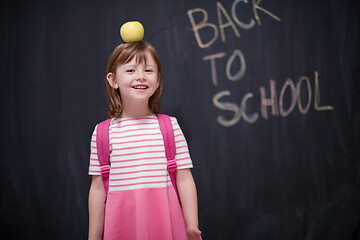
89 115 193 240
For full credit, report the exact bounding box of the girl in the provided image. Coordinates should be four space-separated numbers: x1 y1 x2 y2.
88 41 202 240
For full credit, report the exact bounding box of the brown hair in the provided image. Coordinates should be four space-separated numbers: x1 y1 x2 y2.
105 41 163 118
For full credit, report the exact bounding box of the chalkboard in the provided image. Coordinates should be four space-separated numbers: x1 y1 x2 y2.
1 0 359 239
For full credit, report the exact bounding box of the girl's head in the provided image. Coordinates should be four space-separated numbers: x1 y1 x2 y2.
105 41 163 118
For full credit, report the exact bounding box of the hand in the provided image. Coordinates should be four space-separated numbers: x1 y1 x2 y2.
187 225 202 240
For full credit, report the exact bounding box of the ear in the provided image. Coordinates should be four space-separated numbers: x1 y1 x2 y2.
106 72 118 89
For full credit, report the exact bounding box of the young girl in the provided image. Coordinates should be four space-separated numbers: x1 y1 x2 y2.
88 41 202 240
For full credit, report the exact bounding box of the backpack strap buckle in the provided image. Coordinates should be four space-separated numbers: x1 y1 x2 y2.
100 165 110 176
167 159 177 172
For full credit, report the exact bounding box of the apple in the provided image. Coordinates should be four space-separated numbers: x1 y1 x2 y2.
120 21 144 43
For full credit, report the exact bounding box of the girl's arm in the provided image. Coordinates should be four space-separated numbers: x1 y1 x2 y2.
88 175 106 240
176 169 202 240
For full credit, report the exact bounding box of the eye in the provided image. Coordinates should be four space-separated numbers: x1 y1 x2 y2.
145 69 154 73
126 69 135 73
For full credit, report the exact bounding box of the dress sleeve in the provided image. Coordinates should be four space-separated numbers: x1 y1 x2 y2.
88 124 101 175
171 117 193 170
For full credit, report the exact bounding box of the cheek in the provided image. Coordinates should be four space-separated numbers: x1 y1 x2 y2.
150 79 160 96
155 80 160 89
155 75 161 88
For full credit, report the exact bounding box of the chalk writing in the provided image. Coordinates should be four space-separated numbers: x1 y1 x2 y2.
296 76 312 114
187 0 281 48
314 71 334 111
213 72 333 126
226 49 246 81
217 2 240 42
260 79 278 119
279 78 296 117
231 0 256 30
203 52 226 86
187 8 219 48
187 1 333 126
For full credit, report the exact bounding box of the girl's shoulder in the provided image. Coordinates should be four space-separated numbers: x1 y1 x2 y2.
157 114 179 125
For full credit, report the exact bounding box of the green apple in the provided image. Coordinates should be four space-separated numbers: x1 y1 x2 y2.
120 21 144 43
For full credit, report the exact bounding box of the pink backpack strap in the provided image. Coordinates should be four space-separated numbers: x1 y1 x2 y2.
96 118 111 202
157 114 180 202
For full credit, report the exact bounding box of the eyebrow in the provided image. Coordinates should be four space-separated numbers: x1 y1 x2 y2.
121 60 157 69
122 63 157 68
146 64 157 68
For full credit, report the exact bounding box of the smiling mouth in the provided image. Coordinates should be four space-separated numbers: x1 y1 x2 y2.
132 85 149 89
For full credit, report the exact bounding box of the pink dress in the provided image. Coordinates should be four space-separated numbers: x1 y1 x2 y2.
89 116 193 240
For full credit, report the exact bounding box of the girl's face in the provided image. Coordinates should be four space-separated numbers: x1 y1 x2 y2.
107 53 160 105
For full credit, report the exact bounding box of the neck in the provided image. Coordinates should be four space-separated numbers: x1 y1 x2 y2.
121 100 153 118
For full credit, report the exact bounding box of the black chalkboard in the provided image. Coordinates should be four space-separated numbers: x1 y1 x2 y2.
1 0 359 239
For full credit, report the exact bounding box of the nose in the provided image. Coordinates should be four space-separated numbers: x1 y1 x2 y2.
135 70 145 82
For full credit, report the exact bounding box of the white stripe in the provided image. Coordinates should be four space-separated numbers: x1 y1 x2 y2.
111 151 166 161
111 175 170 186
111 165 167 174
112 145 165 156
110 182 171 191
111 158 166 169
110 170 167 180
